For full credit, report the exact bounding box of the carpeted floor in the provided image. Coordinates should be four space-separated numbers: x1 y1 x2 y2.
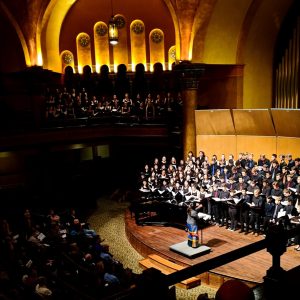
88 197 217 300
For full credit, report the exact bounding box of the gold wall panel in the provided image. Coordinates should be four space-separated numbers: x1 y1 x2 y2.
195 110 235 135
276 137 300 158
232 109 275 136
149 29 165 71
130 19 147 71
94 22 110 73
60 50 75 73
168 45 176 71
76 33 92 73
113 14 128 73
270 109 300 137
236 136 276 160
196 135 236 159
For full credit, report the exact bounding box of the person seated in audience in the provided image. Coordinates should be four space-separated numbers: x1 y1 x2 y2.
69 218 97 239
214 279 255 300
35 276 52 298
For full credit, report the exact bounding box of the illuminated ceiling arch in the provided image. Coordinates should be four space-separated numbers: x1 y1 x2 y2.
42 0 77 72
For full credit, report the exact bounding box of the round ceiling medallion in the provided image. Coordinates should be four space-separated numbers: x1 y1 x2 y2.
79 34 90 47
62 52 73 64
151 30 163 43
96 24 107 36
132 21 144 34
115 16 126 29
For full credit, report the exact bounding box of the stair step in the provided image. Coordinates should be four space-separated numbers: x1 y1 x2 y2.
139 255 201 289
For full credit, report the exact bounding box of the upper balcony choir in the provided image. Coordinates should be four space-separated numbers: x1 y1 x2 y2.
44 87 183 125
138 152 300 241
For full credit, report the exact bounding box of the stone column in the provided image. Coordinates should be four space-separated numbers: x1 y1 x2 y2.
173 61 205 158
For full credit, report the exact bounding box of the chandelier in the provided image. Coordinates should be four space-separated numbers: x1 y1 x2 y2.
108 0 118 45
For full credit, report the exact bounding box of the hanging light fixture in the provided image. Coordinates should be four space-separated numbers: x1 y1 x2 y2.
108 0 118 45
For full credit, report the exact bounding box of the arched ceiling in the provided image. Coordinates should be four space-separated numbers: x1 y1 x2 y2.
43 0 174 72
0 0 295 111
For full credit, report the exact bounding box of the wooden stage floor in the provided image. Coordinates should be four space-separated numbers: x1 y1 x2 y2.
125 210 300 285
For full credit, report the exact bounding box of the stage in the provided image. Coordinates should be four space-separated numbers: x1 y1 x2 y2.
125 209 300 288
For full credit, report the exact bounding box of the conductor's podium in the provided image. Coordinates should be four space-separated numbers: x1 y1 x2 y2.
139 254 201 289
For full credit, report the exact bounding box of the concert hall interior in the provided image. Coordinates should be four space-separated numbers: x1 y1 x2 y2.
0 0 300 299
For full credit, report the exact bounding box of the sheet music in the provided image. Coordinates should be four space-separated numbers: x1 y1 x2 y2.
246 191 254 195
140 188 150 193
278 210 286 218
197 212 211 221
233 197 242 204
204 193 212 198
288 187 297 193
37 232 46 241
212 197 229 202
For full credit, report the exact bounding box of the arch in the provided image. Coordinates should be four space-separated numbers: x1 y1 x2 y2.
0 1 30 66
43 0 77 72
163 0 181 61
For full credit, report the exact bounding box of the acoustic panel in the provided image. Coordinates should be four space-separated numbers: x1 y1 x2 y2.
276 137 300 158
232 109 275 136
195 110 235 135
196 135 236 159
270 109 300 137
236 136 277 160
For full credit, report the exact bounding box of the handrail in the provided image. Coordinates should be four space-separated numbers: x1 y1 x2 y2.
167 223 300 286
103 224 300 299
166 238 267 286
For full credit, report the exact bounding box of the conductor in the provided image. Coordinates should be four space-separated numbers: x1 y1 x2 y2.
186 203 200 248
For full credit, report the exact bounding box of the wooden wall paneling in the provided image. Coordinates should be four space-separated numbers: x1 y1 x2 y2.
236 136 277 160
196 135 236 159
195 110 235 135
276 136 300 158
270 109 300 137
232 109 275 136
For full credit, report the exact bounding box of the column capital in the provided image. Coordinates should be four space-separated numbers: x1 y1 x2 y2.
173 60 205 89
